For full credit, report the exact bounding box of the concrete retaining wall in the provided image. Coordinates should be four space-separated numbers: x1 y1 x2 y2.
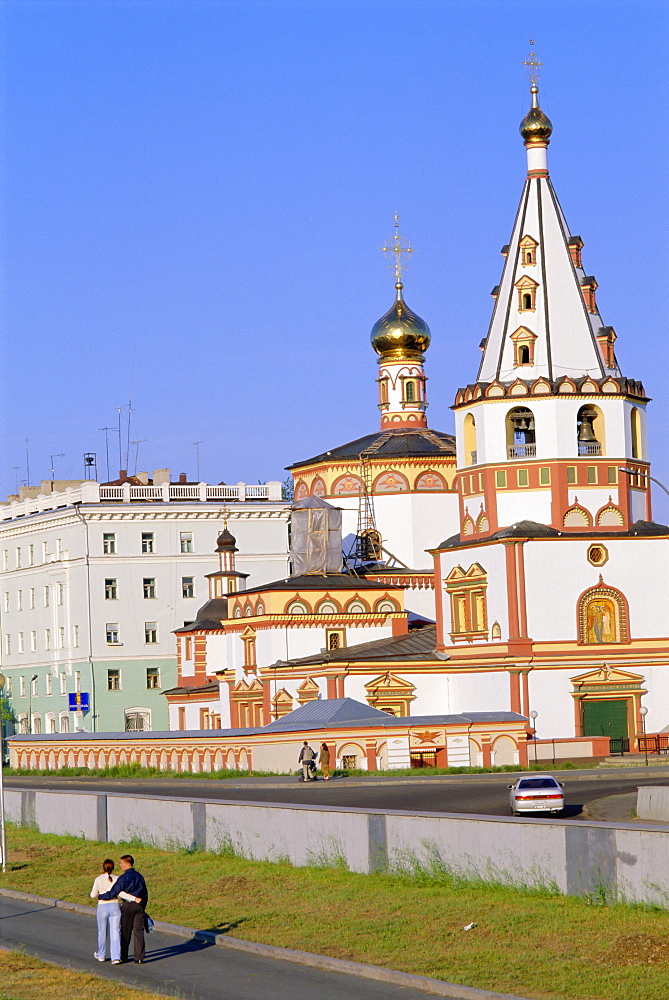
5 787 669 907
637 785 669 822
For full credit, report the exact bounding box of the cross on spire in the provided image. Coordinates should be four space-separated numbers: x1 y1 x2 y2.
381 213 413 285
524 40 542 87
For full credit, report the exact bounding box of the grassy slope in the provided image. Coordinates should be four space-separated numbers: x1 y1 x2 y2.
0 825 667 1000
0 949 171 1000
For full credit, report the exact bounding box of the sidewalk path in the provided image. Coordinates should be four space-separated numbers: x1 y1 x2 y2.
0 893 529 1000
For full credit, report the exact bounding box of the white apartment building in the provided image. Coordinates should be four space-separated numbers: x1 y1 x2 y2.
0 476 289 734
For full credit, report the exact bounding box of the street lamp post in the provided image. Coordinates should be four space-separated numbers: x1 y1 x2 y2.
639 705 649 767
0 671 8 872
530 710 539 766
28 674 38 734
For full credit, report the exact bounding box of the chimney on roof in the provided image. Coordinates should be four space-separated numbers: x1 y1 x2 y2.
153 469 170 486
136 471 149 485
179 473 187 484
119 470 127 480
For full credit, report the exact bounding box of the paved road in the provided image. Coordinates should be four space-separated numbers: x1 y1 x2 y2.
0 895 461 1000
7 768 669 819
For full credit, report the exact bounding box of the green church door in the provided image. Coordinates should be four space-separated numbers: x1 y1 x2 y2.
582 699 629 739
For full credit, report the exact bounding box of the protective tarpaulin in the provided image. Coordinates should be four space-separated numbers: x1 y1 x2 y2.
291 496 342 576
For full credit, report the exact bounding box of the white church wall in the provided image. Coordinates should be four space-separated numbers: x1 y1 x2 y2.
641 667 669 734
526 668 577 740
496 490 552 528
410 673 451 715
403 585 437 621
445 670 511 715
567 489 618 520
205 633 229 672
437 543 509 642
630 489 647 523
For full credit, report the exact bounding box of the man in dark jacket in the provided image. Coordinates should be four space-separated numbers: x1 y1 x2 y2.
298 741 316 781
98 854 148 963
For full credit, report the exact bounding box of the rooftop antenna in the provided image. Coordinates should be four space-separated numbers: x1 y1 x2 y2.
24 439 31 488
12 467 20 493
131 439 147 475
116 408 123 473
99 427 115 482
193 441 203 481
83 453 97 480
125 400 136 472
49 453 65 492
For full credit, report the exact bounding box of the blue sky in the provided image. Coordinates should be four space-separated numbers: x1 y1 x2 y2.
1 0 667 514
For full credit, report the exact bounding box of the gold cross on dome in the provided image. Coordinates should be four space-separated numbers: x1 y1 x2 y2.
524 40 542 86
381 213 413 283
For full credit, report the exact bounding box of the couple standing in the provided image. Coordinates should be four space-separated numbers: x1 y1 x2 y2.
90 854 149 964
298 741 331 780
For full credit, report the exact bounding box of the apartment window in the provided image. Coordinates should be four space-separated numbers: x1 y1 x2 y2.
143 578 156 599
28 544 34 566
58 626 65 649
42 541 48 562
44 629 51 651
182 576 195 598
587 466 598 484
567 467 577 485
60 672 67 695
4 676 11 697
107 669 121 691
56 582 64 606
30 676 38 697
18 714 28 733
106 623 120 644
184 636 193 660
55 538 62 559
146 667 160 689
47 714 56 733
105 578 118 600
29 588 35 609
144 622 158 644
15 547 21 569
4 634 10 656
103 532 117 554
495 470 506 488
141 532 155 554
33 715 42 735
539 467 551 486
2 593 8 613
72 624 79 648
60 714 70 733
45 673 52 696
608 467 618 485
75 670 81 692
17 632 24 653
43 585 50 608
2 551 8 571
517 469 529 487
17 590 22 611
30 631 37 652
180 532 193 553
19 675 26 697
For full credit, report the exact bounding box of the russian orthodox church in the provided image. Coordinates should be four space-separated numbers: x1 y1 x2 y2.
166 65 666 761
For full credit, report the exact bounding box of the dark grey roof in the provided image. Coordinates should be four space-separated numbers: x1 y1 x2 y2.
163 682 219 696
288 428 455 470
174 597 230 632
263 697 391 733
285 625 439 668
238 573 404 597
436 519 669 550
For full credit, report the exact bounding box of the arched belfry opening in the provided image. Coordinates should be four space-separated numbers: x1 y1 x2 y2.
506 407 536 459
577 405 604 456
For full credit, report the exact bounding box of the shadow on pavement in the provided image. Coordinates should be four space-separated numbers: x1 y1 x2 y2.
144 936 214 963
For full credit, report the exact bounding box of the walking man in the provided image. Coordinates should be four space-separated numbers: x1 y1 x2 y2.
98 854 148 963
298 741 316 781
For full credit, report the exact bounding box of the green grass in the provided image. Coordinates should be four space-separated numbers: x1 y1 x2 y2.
5 758 595 781
0 949 172 999
1 824 668 1000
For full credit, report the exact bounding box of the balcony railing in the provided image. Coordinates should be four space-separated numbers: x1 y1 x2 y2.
578 442 602 456
0 480 284 521
507 444 536 459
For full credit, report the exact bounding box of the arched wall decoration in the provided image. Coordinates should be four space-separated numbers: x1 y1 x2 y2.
294 480 309 500
563 503 591 527
374 597 399 614
578 580 630 644
476 510 489 533
317 599 340 614
311 477 326 498
462 515 475 536
286 599 310 614
332 474 363 496
373 470 410 493
415 471 446 491
347 598 369 613
596 502 624 526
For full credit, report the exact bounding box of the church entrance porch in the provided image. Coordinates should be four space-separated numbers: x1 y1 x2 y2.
582 698 629 740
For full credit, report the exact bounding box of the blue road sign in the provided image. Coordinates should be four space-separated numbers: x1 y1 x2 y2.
68 692 89 713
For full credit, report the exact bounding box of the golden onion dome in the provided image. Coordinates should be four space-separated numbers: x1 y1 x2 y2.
371 283 431 360
520 85 553 145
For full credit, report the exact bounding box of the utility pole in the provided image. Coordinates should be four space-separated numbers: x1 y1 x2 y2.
99 427 115 482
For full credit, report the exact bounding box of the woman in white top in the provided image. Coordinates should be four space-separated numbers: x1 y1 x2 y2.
90 859 135 963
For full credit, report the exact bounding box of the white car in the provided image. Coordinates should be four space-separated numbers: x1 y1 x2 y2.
508 775 565 815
